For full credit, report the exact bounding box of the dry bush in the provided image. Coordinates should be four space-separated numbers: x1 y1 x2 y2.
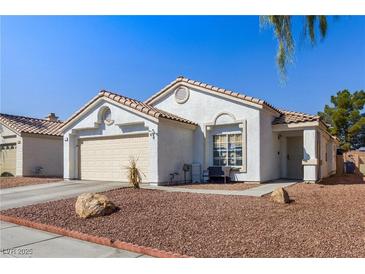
125 157 144 189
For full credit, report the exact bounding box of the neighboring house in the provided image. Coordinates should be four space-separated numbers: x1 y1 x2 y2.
0 113 64 177
61 76 338 185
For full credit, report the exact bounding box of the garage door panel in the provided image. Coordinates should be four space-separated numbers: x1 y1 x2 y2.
0 144 17 176
79 135 149 182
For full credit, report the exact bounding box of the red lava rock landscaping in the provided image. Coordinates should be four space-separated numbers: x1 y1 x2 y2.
319 173 365 185
176 182 258 191
1 176 365 257
0 177 62 189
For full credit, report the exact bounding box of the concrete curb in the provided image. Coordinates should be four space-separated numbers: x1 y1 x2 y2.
0 214 191 258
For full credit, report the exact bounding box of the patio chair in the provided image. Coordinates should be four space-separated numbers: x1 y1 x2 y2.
208 166 231 183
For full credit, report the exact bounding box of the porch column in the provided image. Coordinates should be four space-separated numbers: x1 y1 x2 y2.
63 133 78 180
204 125 212 170
303 129 318 182
148 124 159 185
239 121 247 173
15 138 23 176
279 136 287 178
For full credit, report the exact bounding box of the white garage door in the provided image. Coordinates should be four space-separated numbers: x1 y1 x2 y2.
0 143 17 176
79 135 149 182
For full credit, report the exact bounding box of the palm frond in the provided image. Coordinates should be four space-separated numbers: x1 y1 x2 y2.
260 15 330 80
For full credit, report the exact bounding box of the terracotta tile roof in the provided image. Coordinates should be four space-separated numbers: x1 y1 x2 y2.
272 110 320 125
144 76 282 114
60 90 198 131
0 113 63 136
100 90 198 125
144 76 336 131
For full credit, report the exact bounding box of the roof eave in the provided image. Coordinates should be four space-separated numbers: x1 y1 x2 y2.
0 121 21 136
60 92 196 133
145 77 282 116
272 120 320 131
20 132 63 138
158 116 198 129
59 93 104 133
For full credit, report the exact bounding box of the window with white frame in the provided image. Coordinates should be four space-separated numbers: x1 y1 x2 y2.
213 134 242 167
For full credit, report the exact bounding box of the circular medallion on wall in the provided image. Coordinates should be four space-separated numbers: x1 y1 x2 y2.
174 86 190 104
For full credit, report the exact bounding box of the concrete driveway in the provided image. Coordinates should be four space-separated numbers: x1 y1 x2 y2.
0 180 151 258
0 180 128 210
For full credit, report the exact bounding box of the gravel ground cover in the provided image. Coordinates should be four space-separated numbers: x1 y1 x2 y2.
175 182 259 191
319 174 365 185
1 175 365 257
0 177 62 189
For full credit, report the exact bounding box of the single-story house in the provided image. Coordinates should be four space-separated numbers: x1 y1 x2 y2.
61 76 339 185
0 113 64 177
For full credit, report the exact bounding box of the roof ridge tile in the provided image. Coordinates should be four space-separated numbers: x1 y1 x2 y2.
60 89 198 130
144 76 283 114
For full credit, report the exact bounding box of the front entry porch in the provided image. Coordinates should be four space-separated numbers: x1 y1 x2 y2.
286 135 304 179
275 127 319 183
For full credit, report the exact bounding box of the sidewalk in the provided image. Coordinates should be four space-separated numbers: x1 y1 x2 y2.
143 180 298 197
0 221 150 258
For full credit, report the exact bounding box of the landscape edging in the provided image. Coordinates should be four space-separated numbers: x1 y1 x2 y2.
0 214 191 258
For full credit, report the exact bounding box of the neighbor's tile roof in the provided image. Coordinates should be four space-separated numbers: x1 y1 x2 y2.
0 113 63 136
272 110 320 125
60 90 198 131
144 76 282 114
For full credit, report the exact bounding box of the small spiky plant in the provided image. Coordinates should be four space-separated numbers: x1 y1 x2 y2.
125 157 143 189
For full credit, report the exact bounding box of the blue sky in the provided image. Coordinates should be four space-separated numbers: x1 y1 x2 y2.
1 16 364 120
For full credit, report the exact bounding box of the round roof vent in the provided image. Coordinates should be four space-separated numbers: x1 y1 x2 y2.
174 86 190 104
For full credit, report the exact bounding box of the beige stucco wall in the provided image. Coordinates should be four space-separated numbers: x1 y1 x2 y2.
152 85 263 182
157 119 194 184
22 135 63 177
259 110 281 181
318 130 336 179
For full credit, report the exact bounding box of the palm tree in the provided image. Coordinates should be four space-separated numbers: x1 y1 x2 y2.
260 16 328 80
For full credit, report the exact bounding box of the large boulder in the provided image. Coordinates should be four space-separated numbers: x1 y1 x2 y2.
271 187 290 204
75 193 117 218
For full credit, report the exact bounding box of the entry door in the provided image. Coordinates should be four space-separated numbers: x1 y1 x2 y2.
287 136 303 179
